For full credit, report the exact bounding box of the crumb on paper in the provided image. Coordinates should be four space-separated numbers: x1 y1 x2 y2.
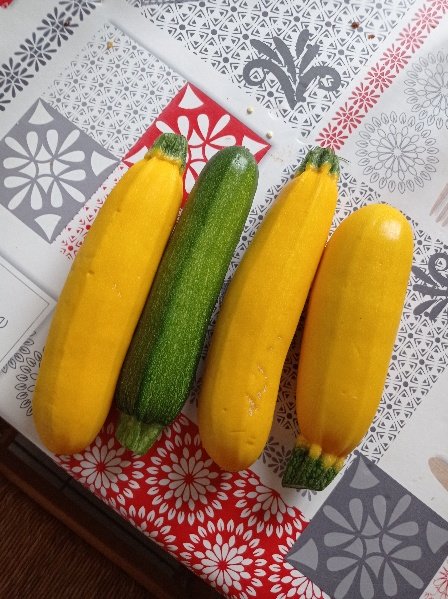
106 40 115 50
266 131 273 139
367 33 376 40
351 21 360 29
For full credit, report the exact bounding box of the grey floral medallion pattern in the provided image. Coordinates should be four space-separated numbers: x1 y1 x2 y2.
137 0 420 136
405 51 448 130
43 24 186 158
355 112 439 194
286 456 448 599
14 350 42 417
0 99 118 242
412 252 448 321
0 1 100 111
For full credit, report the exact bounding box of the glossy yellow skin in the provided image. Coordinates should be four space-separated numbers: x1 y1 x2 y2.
296 204 413 460
198 162 338 471
33 153 183 454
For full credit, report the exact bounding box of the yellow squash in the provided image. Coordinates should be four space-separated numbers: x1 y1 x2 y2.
198 147 340 471
282 203 413 490
33 134 187 454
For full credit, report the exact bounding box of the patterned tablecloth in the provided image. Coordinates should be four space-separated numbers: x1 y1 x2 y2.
1 1 448 598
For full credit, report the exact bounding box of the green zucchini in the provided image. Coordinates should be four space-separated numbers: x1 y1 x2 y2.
115 146 259 454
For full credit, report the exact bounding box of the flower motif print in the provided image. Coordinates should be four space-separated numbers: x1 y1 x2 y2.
434 565 448 598
234 471 305 538
156 113 236 192
0 99 118 242
355 112 439 193
0 57 32 98
323 494 423 598
146 415 233 525
181 518 266 598
269 537 329 599
59 0 99 20
14 33 57 72
405 51 448 129
286 457 448 599
348 83 379 112
397 25 426 53
14 351 41 416
123 83 269 204
414 5 441 31
381 46 410 73
315 124 347 151
0 4 99 108
58 420 145 502
430 0 448 11
366 65 394 93
37 8 78 47
4 128 86 211
334 104 363 134
412 252 448 320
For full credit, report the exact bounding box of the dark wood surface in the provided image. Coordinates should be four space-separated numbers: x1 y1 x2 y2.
0 417 221 599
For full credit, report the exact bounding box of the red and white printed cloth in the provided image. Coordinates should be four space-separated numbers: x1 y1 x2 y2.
57 412 326 599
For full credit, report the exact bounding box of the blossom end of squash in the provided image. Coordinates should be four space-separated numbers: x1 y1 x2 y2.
116 411 163 455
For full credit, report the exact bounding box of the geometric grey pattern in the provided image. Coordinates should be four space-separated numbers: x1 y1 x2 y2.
0 99 118 242
251 153 448 479
286 456 448 599
43 23 186 158
0 1 101 112
134 0 421 136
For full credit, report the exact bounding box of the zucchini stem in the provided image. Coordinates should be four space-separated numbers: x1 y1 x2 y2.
296 146 340 178
116 412 163 455
145 133 188 174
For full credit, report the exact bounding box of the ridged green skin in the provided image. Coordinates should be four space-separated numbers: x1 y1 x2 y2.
115 146 258 452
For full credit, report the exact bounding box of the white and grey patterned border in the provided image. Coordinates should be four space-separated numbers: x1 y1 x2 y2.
136 0 422 137
0 0 101 112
